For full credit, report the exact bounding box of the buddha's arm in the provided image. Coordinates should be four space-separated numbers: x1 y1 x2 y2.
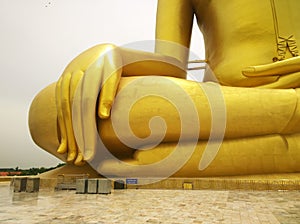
56 0 195 165
155 0 194 64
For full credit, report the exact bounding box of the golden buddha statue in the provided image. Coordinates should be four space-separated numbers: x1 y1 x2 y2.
29 0 300 177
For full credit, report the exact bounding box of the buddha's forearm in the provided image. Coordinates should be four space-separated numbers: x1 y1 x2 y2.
120 47 187 79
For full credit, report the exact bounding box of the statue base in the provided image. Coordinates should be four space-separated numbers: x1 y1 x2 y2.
37 165 300 191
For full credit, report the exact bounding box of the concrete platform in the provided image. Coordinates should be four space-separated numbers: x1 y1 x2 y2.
15 164 294 191
1 182 300 223
124 173 300 191
36 172 300 191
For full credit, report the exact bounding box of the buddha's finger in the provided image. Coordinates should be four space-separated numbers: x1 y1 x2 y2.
242 56 300 77
98 68 122 119
81 58 103 161
259 71 300 89
61 72 77 162
98 46 122 119
70 70 85 163
56 76 68 154
74 151 85 166
70 70 84 110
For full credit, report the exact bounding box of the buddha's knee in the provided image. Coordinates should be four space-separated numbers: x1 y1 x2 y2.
282 88 300 134
28 82 66 161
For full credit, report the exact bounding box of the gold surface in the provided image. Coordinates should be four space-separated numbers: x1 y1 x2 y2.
29 0 300 178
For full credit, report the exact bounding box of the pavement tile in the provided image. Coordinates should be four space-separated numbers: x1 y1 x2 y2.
1 182 300 223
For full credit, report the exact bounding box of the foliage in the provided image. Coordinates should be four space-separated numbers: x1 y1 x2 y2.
0 163 65 176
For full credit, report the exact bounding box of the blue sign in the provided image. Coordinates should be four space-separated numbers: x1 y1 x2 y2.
126 178 138 184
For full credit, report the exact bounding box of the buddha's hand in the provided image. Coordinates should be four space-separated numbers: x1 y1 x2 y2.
242 56 300 77
242 56 300 88
56 44 122 165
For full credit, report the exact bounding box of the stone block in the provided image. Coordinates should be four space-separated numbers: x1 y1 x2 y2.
26 178 40 192
13 178 27 192
114 180 126 189
76 179 87 194
98 179 111 194
87 179 98 194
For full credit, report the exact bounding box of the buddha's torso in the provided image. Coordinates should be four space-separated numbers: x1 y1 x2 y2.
193 0 300 87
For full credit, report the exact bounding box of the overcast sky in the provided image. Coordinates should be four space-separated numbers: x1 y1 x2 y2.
0 0 204 169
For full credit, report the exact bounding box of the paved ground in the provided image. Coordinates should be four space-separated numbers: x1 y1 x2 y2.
1 182 300 224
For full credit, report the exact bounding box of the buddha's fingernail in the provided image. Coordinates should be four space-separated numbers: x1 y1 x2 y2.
242 67 255 73
99 106 111 119
67 153 76 162
57 143 67 154
74 155 85 166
